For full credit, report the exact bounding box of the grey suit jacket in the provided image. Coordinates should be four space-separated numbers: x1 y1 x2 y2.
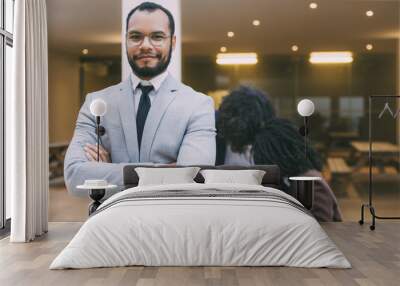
64 74 216 196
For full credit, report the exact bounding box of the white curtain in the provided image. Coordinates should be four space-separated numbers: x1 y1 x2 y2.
8 0 49 242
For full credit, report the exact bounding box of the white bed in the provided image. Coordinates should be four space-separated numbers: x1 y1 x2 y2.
50 183 351 269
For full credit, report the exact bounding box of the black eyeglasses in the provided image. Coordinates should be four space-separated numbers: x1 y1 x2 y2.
127 32 171 47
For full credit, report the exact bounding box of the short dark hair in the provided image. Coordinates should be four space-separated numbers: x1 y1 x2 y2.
126 2 175 36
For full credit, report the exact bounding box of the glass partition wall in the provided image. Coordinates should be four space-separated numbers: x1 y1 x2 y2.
182 0 400 220
45 0 399 222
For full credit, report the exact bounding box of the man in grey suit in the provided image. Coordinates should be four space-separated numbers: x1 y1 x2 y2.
64 2 216 196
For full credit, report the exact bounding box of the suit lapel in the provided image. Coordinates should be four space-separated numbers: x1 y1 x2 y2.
116 79 139 162
140 74 180 162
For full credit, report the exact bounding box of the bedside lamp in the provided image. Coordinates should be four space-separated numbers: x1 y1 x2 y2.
293 99 317 210
89 99 107 161
86 99 108 215
297 99 315 159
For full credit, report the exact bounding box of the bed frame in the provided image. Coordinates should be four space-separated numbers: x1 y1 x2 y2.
123 164 282 189
88 165 281 215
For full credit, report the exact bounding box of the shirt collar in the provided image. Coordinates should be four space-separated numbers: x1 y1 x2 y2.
130 71 169 92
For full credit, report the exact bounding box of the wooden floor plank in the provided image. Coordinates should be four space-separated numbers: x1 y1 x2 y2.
0 222 399 286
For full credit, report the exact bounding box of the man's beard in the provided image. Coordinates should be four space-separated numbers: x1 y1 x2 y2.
128 46 172 78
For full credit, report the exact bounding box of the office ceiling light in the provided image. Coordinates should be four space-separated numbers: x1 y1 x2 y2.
366 10 374 17
82 49 89 55
309 51 353 64
220 46 227 52
291 45 299 52
366 44 373 51
309 2 318 9
227 31 235 37
216 53 258 65
252 19 260 26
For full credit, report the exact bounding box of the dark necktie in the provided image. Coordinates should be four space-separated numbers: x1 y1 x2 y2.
136 84 153 150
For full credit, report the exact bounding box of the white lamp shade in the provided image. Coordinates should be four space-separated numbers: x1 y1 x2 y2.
297 99 315 117
89 99 107 117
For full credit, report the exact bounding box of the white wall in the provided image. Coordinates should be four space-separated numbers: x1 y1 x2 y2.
48 50 81 143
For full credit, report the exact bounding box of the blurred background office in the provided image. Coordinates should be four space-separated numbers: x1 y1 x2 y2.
5 0 397 222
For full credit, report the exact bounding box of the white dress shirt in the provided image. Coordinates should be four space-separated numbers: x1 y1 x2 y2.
130 71 169 114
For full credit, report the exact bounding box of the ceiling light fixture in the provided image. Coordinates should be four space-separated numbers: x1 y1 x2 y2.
216 53 258 65
366 44 373 51
220 46 227 52
309 51 353 64
227 31 235 37
292 45 299 52
82 49 89 55
309 2 318 9
252 19 260 26
366 10 374 17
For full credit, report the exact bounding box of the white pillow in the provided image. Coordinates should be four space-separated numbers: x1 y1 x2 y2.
135 167 201 186
200 169 266 185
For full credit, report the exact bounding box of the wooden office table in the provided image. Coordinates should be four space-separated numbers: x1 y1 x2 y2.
350 141 400 173
351 141 400 153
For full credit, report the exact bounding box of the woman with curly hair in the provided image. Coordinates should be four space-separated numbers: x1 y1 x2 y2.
216 86 342 221
216 86 276 165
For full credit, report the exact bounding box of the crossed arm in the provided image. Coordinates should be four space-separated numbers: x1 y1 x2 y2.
64 93 215 197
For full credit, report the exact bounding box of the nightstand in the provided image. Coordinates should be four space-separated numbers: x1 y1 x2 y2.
77 180 117 215
289 176 322 210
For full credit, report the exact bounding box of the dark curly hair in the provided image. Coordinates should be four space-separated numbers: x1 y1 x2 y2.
217 86 322 176
217 86 276 153
253 118 323 177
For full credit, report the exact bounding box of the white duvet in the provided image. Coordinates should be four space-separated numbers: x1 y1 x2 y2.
50 183 351 269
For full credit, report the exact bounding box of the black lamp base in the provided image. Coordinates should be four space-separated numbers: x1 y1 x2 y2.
88 189 105 215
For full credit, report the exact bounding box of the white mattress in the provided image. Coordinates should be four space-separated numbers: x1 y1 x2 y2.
50 183 351 269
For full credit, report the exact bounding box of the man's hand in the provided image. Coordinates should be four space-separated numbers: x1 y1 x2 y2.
84 143 111 163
